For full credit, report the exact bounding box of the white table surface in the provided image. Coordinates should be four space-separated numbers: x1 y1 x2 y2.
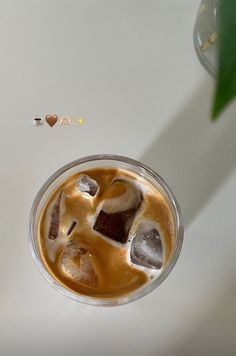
1 1 236 355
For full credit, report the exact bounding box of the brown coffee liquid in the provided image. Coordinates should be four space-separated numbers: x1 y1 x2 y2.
38 168 175 298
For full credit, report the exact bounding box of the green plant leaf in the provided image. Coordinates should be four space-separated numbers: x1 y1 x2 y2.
212 0 236 120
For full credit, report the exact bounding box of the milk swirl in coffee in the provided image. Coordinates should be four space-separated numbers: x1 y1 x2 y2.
38 167 175 298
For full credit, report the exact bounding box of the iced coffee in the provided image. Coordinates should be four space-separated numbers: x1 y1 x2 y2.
38 167 175 299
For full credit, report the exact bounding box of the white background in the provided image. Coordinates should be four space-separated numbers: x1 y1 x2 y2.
1 1 236 355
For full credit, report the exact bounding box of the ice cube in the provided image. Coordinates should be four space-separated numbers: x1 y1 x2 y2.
130 223 163 269
93 179 142 243
102 179 141 213
60 240 98 287
76 175 98 197
48 192 62 240
94 209 136 244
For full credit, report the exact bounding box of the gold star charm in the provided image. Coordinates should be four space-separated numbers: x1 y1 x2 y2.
78 117 84 125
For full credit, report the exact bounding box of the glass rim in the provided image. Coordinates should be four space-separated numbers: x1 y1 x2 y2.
28 154 184 306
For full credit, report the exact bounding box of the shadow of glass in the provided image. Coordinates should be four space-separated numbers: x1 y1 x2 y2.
164 280 236 356
141 79 236 227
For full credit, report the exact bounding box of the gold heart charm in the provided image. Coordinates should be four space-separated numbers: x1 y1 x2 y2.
45 114 58 127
